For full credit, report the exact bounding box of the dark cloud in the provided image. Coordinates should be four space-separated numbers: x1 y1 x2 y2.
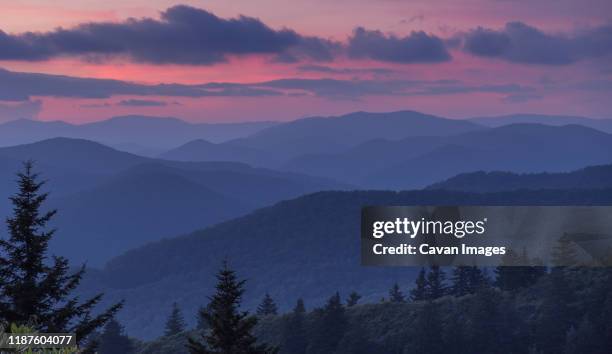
0 67 535 102
462 22 612 65
256 78 532 100
501 93 543 103
0 100 42 122
0 68 282 101
117 99 170 107
297 65 396 75
347 27 451 63
0 5 336 64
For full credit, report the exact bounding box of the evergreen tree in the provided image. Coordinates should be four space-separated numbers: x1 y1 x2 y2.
466 266 490 292
450 267 470 297
187 261 277 354
465 287 507 353
196 305 210 330
164 302 186 336
389 283 406 303
410 267 427 301
280 299 307 354
535 269 575 354
257 293 278 317
346 292 361 307
0 162 122 345
306 292 347 354
426 265 447 299
98 319 133 354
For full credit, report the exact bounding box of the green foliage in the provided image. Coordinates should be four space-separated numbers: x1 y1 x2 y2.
0 162 121 345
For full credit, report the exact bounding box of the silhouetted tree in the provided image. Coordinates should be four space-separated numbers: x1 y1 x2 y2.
410 268 427 301
346 292 361 307
466 266 491 292
257 293 278 317
389 283 406 302
280 299 307 354
187 261 277 354
0 161 122 346
98 319 133 354
196 305 210 330
426 265 447 299
450 267 471 297
535 270 575 354
307 292 347 354
164 302 186 336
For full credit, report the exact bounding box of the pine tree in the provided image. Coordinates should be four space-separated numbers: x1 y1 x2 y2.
410 267 427 301
196 305 210 330
466 287 509 353
186 260 277 354
306 292 347 354
257 293 278 317
346 291 361 307
0 161 122 345
280 299 307 354
450 266 470 297
98 319 133 354
164 302 186 336
535 269 575 354
426 265 447 299
388 283 405 302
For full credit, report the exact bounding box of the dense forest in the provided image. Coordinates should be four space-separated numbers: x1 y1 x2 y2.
134 263 612 354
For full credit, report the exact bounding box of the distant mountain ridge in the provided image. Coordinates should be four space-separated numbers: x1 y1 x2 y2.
283 123 612 189
0 138 348 265
161 110 484 165
428 164 612 193
0 115 277 155
470 113 612 133
78 188 612 339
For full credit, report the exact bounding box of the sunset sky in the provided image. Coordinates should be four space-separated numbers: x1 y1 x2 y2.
0 0 611 123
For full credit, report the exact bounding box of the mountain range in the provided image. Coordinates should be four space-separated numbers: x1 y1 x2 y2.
160 110 484 166
428 164 612 193
283 123 612 189
0 138 347 265
0 115 276 155
470 113 612 133
78 188 612 339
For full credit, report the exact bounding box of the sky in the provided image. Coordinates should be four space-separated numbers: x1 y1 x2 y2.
0 0 611 123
